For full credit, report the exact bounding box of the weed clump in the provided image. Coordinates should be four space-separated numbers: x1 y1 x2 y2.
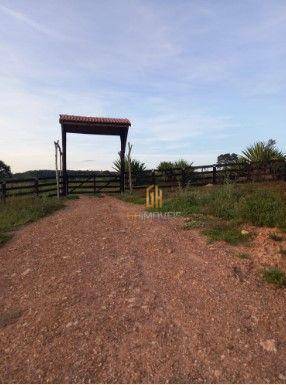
262 267 286 287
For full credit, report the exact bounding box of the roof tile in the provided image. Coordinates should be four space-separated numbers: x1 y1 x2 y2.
59 114 131 126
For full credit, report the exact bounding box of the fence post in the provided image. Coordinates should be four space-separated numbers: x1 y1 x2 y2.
212 166 217 184
1 181 6 203
34 178 39 196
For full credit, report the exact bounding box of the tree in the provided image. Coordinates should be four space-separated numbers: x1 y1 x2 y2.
217 153 238 165
0 160 12 180
240 139 285 163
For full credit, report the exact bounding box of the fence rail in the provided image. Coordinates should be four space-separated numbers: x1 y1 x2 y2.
1 160 286 202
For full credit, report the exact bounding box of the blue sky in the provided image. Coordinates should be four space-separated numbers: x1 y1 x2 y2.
0 0 285 172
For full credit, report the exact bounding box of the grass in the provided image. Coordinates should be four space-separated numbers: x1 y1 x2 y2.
269 232 283 241
203 222 251 245
118 192 146 205
117 182 286 245
0 196 65 246
262 267 286 287
156 183 286 227
152 183 286 243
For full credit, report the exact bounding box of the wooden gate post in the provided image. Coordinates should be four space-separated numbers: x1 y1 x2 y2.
62 127 67 196
120 132 127 193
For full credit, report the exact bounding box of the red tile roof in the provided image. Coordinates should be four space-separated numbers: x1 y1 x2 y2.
59 114 131 126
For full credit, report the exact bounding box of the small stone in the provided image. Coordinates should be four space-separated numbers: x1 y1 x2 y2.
260 339 277 353
66 320 78 328
241 229 249 235
66 322 73 328
22 268 31 276
214 369 221 377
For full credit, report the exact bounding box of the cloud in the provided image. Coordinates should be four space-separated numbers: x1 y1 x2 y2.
0 3 69 40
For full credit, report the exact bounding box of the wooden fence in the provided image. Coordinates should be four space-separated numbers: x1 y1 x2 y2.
1 160 286 202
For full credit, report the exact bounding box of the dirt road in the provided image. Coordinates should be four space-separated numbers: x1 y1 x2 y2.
0 196 285 383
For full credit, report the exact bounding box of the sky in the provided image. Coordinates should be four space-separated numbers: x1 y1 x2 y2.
0 0 285 172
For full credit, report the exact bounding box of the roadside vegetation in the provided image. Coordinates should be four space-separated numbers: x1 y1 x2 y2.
0 196 65 246
155 182 286 228
123 182 286 245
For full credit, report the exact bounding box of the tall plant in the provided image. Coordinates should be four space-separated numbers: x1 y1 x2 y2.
241 139 285 163
113 157 146 176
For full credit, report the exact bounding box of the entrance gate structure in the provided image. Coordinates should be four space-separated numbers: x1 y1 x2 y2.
59 114 131 196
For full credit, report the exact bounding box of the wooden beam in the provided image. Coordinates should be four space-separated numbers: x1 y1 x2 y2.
61 127 67 196
120 132 127 193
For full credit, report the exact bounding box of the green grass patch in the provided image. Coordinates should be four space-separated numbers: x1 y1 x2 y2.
203 223 251 245
262 267 286 287
269 232 283 241
0 196 65 246
239 189 286 227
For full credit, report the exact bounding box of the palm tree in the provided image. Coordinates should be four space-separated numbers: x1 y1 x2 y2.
112 157 146 175
241 139 285 163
